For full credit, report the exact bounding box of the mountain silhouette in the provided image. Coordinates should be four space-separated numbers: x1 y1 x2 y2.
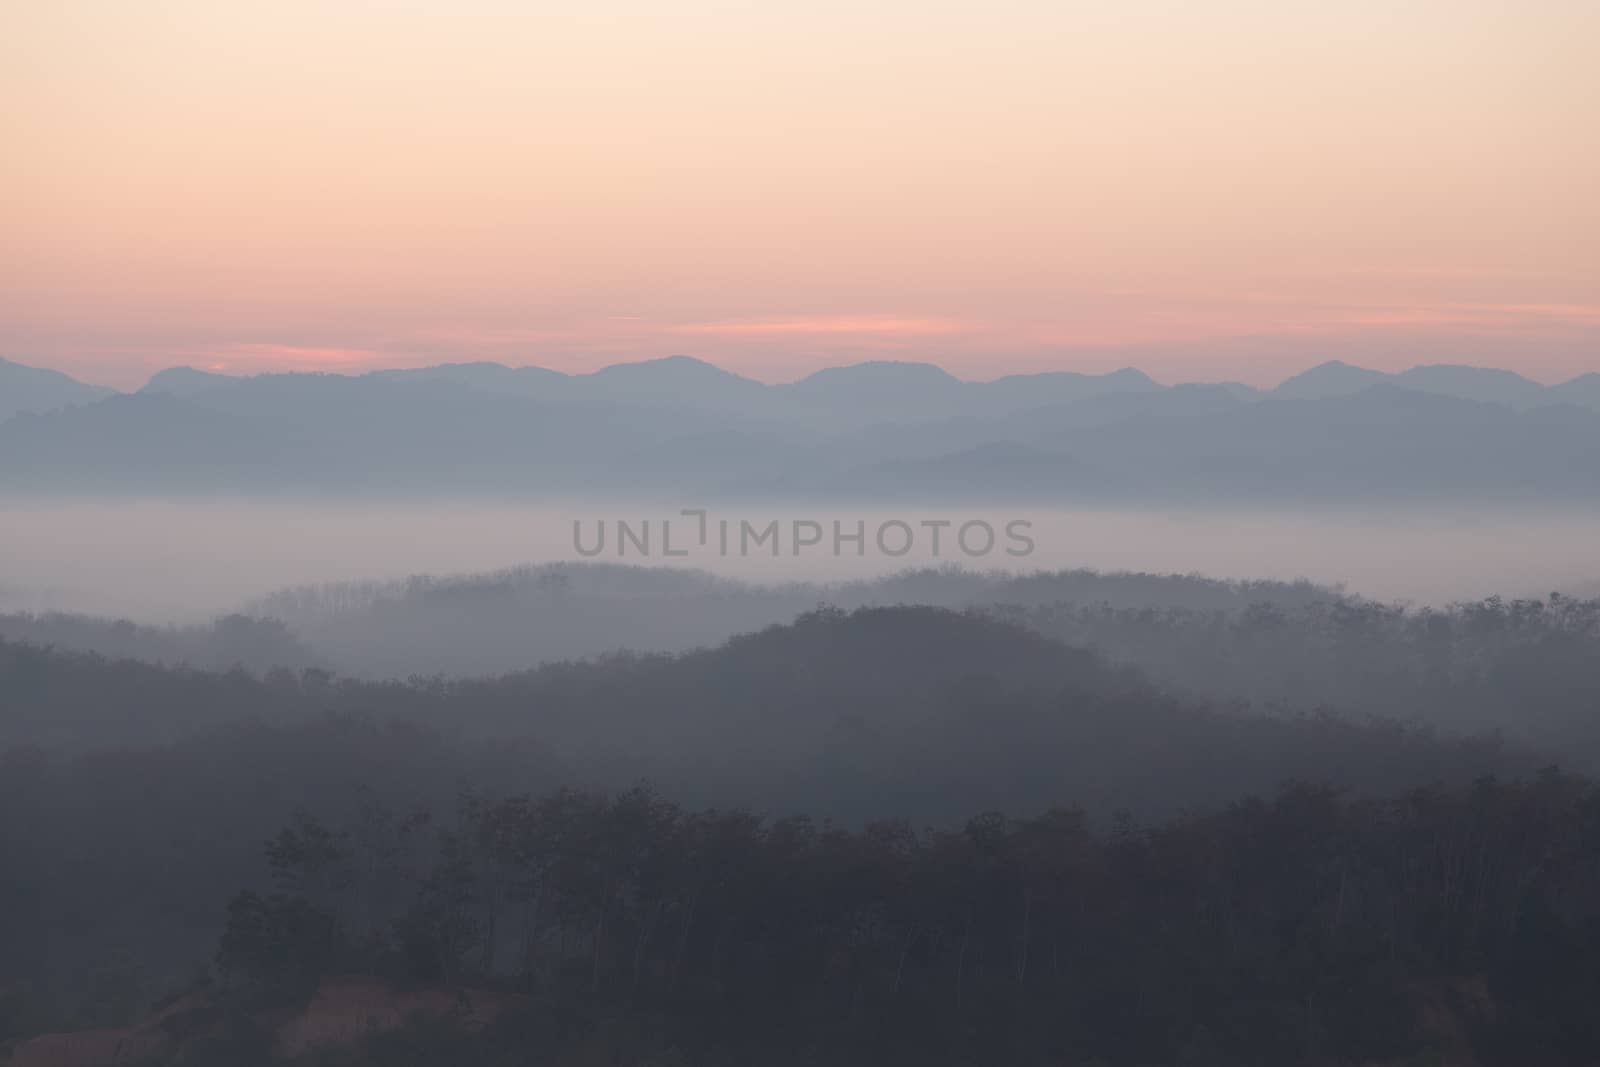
0 357 114 422
2 354 1598 498
1272 359 1392 399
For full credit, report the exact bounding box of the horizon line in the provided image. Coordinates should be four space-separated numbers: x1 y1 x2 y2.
12 352 1596 396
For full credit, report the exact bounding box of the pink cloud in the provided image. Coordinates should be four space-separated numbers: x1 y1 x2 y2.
670 316 970 337
203 344 390 373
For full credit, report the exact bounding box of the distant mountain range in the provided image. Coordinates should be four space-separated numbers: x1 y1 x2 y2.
0 356 115 422
2 355 1598 499
1273 359 1600 408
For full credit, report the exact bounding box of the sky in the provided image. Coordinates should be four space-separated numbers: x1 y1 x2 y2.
3 0 1597 390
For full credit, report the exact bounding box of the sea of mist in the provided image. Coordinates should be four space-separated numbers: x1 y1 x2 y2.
3 496 1598 622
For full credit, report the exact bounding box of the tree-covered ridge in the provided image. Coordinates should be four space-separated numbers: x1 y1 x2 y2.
0 607 1533 818
2 602 1593 1064
0 564 1341 680
10 566 1600 772
241 563 1341 679
0 611 322 676
999 592 1600 761
21 776 1600 1065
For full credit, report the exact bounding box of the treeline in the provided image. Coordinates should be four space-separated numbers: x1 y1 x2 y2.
245 563 1336 680
0 611 321 677
117 775 1600 1064
1001 592 1600 762
0 606 1547 1053
0 607 1534 817
11 567 1599 774
0 563 1336 682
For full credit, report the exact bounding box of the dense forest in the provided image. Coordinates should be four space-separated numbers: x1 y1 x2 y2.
3 588 1599 1064
187 775 1600 1065
4 564 1337 678
1002 591 1600 764
8 779 1600 1065
5 563 1599 762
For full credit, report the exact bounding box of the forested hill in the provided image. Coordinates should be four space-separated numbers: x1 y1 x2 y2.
7 566 1600 767
0 605 1581 1064
240 562 1336 679
0 606 1533 819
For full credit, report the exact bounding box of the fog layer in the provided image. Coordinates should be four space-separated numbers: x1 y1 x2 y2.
3 497 1597 620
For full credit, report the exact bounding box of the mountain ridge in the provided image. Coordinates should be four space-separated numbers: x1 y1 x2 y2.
4 354 1599 499
0 356 116 422
6 352 1593 404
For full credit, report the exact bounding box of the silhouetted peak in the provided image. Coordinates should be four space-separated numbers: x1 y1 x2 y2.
1104 366 1158 387
1394 363 1547 407
1273 360 1390 397
794 360 960 386
591 354 756 383
141 365 237 396
0 357 117 421
0 357 114 389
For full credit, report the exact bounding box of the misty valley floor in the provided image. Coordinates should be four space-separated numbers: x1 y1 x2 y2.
5 498 1600 622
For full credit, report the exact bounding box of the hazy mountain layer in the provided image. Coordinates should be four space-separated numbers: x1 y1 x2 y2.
7 563 1598 765
4 355 1599 499
0 356 114 422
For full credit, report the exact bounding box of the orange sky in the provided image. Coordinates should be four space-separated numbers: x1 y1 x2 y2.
3 1 1597 389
